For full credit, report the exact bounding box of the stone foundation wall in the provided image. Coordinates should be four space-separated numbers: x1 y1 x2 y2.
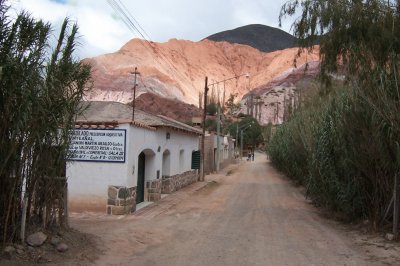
145 179 162 202
107 186 136 215
161 170 198 194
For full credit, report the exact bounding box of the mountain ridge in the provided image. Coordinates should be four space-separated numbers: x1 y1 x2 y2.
84 38 318 104
205 24 297 53
83 24 319 124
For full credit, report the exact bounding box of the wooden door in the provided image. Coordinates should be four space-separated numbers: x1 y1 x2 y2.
136 152 145 203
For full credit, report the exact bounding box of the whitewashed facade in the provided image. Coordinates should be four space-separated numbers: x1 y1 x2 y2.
67 102 201 214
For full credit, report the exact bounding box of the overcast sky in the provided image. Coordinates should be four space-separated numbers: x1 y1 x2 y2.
11 0 296 59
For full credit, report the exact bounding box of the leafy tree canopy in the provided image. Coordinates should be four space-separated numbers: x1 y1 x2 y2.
0 0 91 243
206 103 218 115
275 0 400 225
225 93 241 115
227 116 263 146
280 0 400 134
280 0 400 82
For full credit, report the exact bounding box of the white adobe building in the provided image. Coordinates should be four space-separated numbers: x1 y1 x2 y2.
67 101 201 215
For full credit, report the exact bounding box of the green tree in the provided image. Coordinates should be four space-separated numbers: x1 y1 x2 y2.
280 0 400 89
225 93 241 115
261 123 273 146
273 0 400 225
206 103 218 115
0 1 91 243
227 117 263 147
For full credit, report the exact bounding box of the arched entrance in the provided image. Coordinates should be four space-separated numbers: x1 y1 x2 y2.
136 149 156 204
136 152 146 203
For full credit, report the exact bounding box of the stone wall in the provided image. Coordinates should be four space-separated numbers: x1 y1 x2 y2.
162 170 198 194
145 179 162 202
107 186 136 215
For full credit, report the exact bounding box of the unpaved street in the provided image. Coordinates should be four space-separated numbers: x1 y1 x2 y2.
69 153 400 266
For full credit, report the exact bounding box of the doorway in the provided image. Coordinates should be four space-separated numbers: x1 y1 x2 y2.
136 152 145 203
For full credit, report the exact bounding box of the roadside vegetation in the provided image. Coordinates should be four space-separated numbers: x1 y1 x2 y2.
0 0 91 245
268 0 400 227
226 116 263 148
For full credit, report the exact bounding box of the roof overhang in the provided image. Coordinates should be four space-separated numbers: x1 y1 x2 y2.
153 125 202 136
74 120 156 131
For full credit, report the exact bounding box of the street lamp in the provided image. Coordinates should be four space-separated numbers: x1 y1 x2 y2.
236 122 254 160
202 73 250 176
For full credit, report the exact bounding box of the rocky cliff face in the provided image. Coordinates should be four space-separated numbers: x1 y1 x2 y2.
240 61 320 125
83 38 319 111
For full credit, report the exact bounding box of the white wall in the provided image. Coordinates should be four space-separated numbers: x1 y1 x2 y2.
213 135 226 164
67 123 199 211
128 127 199 181
67 124 130 211
159 128 199 176
162 150 171 176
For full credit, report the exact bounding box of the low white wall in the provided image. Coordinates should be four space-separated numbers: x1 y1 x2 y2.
127 127 199 185
67 124 200 212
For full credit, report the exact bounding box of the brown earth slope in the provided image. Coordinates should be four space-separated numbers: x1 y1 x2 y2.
135 92 202 123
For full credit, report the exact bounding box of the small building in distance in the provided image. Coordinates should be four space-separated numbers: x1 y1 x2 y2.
203 132 235 175
67 101 201 215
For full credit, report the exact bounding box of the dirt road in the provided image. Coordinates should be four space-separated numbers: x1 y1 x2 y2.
69 153 400 266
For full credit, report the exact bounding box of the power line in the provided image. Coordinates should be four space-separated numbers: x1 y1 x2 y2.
109 0 149 46
117 0 153 41
107 0 197 93
107 1 154 54
108 0 166 70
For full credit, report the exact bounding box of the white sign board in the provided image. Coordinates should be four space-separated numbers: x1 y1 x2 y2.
69 129 126 162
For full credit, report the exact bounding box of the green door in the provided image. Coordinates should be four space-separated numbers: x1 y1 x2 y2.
136 152 145 203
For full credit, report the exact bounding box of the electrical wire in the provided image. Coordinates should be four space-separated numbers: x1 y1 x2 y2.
114 0 195 85
107 0 197 93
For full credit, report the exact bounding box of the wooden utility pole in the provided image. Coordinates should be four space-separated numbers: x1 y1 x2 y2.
222 81 226 111
216 105 222 172
131 67 140 121
200 77 208 182
254 98 258 120
199 91 203 109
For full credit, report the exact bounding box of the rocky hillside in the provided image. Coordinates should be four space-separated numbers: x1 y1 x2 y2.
135 92 202 124
83 38 318 108
205 24 297 53
240 61 320 124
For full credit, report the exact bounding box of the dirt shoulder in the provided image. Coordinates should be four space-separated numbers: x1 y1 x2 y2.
0 227 99 266
4 154 400 265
